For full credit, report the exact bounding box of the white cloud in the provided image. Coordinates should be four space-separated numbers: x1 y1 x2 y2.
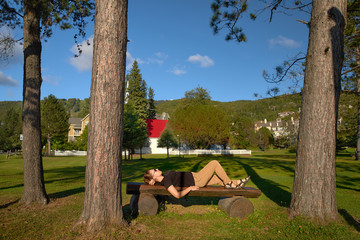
43 75 60 86
155 52 168 59
268 35 301 48
187 54 214 68
170 66 186 75
0 71 18 86
69 36 94 72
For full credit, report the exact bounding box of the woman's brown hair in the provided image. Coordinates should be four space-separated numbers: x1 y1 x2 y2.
143 170 153 184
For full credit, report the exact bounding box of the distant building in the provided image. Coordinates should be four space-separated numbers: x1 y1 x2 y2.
138 119 169 154
254 112 299 138
68 114 89 142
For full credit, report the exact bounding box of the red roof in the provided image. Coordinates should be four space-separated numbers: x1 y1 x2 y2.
146 119 168 138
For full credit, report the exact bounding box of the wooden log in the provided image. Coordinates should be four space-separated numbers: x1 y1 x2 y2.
138 193 159 216
218 196 254 218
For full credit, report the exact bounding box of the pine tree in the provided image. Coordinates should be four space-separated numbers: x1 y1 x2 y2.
0 107 22 151
41 94 69 156
0 0 94 205
147 87 156 119
126 60 148 124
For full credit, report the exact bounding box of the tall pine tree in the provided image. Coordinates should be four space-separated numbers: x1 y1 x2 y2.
147 87 156 119
126 60 148 124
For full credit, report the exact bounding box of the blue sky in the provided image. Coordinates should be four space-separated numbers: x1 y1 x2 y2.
0 0 310 103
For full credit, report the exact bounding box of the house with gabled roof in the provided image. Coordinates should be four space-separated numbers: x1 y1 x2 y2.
68 114 89 142
139 119 170 154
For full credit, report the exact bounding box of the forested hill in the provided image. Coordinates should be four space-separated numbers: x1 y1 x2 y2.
156 94 302 121
0 92 356 122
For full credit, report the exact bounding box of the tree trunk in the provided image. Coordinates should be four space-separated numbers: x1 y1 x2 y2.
78 0 128 231
47 136 51 156
21 0 49 205
290 0 347 221
356 47 360 160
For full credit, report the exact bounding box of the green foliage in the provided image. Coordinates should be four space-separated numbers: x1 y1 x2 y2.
171 103 230 149
257 127 274 151
184 85 211 105
0 107 22 151
41 94 69 151
0 0 94 57
123 105 148 156
337 92 358 149
229 116 256 149
342 0 360 91
126 60 148 124
210 0 249 42
147 87 156 119
157 128 178 158
74 125 88 151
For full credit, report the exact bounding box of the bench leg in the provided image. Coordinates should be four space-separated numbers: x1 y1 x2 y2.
218 196 254 218
138 193 159 216
130 194 139 216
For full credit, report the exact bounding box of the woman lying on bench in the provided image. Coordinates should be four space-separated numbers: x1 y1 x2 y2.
143 160 250 199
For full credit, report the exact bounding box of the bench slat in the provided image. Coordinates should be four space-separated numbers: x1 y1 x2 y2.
126 182 261 198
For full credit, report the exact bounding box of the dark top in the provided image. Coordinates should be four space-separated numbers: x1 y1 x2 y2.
160 171 195 189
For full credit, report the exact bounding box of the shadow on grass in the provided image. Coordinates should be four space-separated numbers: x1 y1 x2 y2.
339 209 360 232
235 160 292 207
48 187 85 199
0 199 19 209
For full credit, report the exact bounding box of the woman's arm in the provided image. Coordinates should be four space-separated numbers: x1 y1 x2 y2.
167 185 199 199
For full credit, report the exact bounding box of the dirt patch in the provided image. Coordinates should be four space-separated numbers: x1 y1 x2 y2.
165 204 218 215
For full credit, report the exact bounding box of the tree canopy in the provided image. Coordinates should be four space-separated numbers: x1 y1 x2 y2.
157 128 178 159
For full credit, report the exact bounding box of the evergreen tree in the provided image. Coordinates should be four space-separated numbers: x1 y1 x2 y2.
158 128 178 159
0 107 22 151
41 94 69 156
147 87 156 119
79 0 127 230
126 60 148 124
123 105 148 160
1 0 94 205
210 0 347 221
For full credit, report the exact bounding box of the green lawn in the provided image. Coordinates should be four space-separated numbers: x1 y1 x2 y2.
0 149 359 239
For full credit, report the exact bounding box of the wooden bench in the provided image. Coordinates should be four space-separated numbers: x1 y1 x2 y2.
126 182 262 218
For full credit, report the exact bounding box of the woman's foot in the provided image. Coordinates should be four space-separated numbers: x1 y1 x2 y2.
225 181 237 189
236 176 250 188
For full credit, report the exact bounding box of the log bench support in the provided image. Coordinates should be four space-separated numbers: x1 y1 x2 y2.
126 182 261 218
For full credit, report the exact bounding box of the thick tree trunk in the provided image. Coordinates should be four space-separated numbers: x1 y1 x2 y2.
356 47 360 160
21 0 48 205
290 0 346 221
78 0 128 231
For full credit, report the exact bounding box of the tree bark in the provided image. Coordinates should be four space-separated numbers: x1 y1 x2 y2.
78 0 128 231
21 0 49 205
290 0 347 221
356 47 360 160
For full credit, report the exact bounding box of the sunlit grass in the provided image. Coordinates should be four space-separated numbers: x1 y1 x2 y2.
0 149 359 239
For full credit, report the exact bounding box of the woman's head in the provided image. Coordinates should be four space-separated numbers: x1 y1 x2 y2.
144 168 161 185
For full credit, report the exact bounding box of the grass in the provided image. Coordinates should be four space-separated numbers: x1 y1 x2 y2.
0 149 359 239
